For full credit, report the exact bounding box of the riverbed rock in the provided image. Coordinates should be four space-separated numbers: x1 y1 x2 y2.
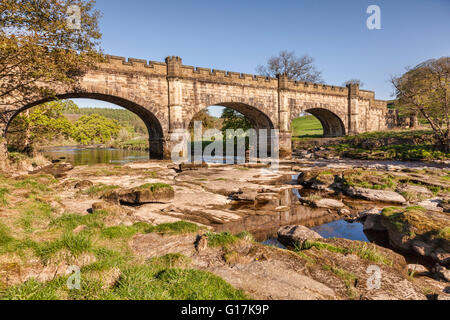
254 193 280 210
396 184 432 200
407 264 429 276
432 264 450 282
439 200 450 213
102 183 175 204
74 180 94 189
345 186 406 204
412 240 434 257
179 162 208 171
381 206 450 264
30 162 74 178
277 225 323 247
309 198 345 209
417 199 444 212
363 213 386 232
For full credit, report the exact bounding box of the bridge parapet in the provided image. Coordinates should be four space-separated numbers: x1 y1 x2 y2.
99 55 167 75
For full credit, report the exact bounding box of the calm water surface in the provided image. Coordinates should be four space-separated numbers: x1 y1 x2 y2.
42 146 149 166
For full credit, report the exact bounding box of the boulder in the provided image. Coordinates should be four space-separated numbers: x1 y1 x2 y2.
407 264 428 276
363 214 387 232
179 162 208 171
417 199 444 212
359 207 381 219
431 248 450 267
277 225 323 247
433 264 450 282
30 162 74 178
345 186 406 204
412 240 434 257
254 193 280 210
439 201 450 213
310 198 345 209
102 183 174 205
74 180 94 189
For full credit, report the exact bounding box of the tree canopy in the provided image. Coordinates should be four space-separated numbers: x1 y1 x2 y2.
0 0 102 123
256 50 323 83
72 113 121 145
392 57 449 151
220 108 252 136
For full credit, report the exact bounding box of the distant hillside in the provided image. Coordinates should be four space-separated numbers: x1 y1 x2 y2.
64 108 147 135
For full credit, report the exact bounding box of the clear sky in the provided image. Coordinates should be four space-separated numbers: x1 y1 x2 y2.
74 0 450 115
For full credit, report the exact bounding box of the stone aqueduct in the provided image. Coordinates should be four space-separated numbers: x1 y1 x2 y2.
0 55 389 160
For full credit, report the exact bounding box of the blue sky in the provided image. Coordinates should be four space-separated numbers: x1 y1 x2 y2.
74 0 450 116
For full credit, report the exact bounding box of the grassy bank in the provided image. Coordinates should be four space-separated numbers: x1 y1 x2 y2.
292 129 449 161
0 174 247 300
292 116 323 139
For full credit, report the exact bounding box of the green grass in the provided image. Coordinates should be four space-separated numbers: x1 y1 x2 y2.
299 240 392 266
81 184 120 197
50 210 109 231
153 221 201 235
329 130 450 161
2 257 248 300
0 187 9 205
206 231 252 248
291 115 323 139
138 183 173 192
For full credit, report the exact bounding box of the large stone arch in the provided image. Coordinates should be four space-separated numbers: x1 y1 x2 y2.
186 101 276 157
305 108 346 137
4 92 165 159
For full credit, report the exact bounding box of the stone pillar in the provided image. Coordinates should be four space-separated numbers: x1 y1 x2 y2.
0 122 9 172
347 83 360 135
165 56 185 160
277 74 292 159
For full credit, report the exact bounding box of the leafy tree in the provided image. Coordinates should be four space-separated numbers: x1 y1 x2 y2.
72 113 121 145
189 109 222 130
0 0 102 123
7 100 78 153
391 57 449 151
256 50 323 83
220 108 252 137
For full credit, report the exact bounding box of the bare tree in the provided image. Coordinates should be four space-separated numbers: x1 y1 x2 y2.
343 79 364 88
391 57 449 151
256 50 324 83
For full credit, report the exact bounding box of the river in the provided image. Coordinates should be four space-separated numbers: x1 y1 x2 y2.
40 146 388 247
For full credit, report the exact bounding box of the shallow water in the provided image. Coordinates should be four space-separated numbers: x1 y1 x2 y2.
42 146 149 166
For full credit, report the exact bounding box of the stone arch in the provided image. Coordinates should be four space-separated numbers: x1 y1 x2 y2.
5 92 165 159
305 108 346 137
187 101 276 157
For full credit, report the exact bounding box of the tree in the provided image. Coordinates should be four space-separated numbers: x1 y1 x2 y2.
220 108 252 137
7 100 78 153
256 50 323 83
0 0 102 123
72 113 120 145
391 57 449 151
343 79 364 88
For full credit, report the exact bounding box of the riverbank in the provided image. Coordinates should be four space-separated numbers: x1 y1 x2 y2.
0 158 448 300
293 130 450 162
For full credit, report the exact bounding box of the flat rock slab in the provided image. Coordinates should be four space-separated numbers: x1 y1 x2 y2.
346 186 406 204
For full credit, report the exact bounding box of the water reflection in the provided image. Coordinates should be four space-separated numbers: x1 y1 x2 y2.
42 147 149 166
216 187 372 244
